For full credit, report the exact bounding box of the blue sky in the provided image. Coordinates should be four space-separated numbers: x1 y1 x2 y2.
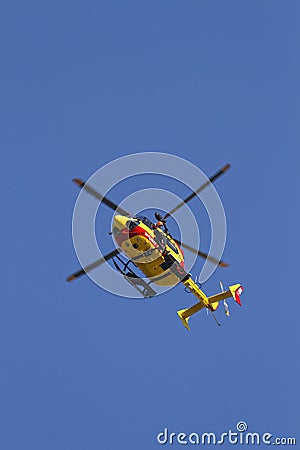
1 1 299 449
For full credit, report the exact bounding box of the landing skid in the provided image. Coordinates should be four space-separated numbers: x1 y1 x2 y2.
113 255 157 298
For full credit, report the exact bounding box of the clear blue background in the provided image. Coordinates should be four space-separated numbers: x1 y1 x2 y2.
1 1 299 449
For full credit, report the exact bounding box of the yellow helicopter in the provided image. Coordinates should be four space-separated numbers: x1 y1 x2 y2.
67 164 243 330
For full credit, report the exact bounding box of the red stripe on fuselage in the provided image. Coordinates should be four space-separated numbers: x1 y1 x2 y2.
114 225 159 249
114 225 186 270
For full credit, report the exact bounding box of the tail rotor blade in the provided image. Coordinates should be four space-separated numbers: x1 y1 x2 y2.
220 280 230 317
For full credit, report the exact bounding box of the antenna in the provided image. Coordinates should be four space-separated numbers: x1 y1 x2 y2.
211 311 221 326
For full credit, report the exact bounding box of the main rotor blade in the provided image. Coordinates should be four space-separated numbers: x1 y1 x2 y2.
174 239 229 267
66 248 121 282
73 178 132 217
163 163 231 220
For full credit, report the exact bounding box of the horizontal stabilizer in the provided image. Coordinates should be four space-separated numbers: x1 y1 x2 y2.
177 283 244 330
177 301 206 330
177 309 191 331
208 283 243 306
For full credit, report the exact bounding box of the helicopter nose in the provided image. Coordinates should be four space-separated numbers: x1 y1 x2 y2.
113 214 129 231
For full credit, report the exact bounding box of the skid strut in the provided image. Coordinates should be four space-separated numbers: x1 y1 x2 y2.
113 255 157 298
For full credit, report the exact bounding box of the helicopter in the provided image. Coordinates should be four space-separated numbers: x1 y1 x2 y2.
67 163 243 330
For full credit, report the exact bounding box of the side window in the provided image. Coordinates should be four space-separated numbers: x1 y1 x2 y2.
167 239 178 254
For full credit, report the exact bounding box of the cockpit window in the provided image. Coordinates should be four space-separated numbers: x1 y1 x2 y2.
135 215 154 229
126 220 139 230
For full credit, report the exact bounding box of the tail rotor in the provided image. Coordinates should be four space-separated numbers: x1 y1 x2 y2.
220 281 230 317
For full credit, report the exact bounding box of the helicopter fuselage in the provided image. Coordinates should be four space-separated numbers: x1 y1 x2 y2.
112 214 186 286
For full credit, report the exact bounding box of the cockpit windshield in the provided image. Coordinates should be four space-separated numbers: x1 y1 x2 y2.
126 220 140 230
